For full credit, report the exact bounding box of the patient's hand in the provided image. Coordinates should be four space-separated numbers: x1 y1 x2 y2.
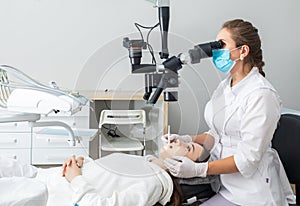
62 156 84 182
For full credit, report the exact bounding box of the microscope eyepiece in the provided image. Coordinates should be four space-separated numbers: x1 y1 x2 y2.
188 40 224 64
211 40 224 49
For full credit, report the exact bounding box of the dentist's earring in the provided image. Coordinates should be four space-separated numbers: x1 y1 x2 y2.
240 55 244 61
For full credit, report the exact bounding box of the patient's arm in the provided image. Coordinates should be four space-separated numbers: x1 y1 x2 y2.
62 156 83 182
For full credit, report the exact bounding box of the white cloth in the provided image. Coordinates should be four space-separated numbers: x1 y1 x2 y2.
204 68 295 206
0 177 48 206
0 155 38 178
37 153 173 206
0 156 47 206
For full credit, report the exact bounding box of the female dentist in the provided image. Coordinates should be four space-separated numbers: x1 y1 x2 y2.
163 19 296 206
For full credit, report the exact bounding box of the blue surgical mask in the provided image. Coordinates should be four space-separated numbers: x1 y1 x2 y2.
212 47 241 73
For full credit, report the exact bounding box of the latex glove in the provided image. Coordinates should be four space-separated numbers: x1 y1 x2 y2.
161 134 193 145
145 154 165 168
164 156 208 178
145 155 158 162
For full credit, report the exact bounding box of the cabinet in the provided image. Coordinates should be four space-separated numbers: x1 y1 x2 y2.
81 90 168 156
0 132 31 164
31 104 93 165
0 90 167 164
0 103 95 165
0 121 32 164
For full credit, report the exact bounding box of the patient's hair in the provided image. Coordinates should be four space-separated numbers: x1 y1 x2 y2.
167 176 183 206
154 174 183 206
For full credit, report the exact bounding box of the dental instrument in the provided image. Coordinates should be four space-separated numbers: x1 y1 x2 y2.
167 125 170 144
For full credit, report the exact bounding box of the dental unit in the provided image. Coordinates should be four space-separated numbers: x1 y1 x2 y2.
0 65 96 146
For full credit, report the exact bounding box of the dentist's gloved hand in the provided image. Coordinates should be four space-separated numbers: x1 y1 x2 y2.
161 134 193 145
145 155 158 162
164 156 208 178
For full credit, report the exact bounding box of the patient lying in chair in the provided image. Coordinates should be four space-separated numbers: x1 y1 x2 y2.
0 140 211 206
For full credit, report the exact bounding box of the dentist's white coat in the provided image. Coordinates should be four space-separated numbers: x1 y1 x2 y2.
204 68 295 206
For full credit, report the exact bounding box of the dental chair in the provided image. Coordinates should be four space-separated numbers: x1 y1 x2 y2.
272 113 300 205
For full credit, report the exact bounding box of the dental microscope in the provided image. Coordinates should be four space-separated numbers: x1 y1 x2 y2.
123 0 223 104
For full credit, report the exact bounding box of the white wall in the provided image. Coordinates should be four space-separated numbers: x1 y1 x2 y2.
1 0 299 134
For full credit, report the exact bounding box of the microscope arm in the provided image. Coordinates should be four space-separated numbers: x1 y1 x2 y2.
145 40 224 104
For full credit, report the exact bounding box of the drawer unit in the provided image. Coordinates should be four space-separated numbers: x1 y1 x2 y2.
32 134 90 148
0 100 93 165
0 149 31 164
32 148 90 165
31 103 92 165
0 133 31 148
38 116 89 129
0 133 31 164
31 131 91 165
0 122 31 132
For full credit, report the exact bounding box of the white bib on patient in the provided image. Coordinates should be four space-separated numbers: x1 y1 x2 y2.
0 177 48 206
